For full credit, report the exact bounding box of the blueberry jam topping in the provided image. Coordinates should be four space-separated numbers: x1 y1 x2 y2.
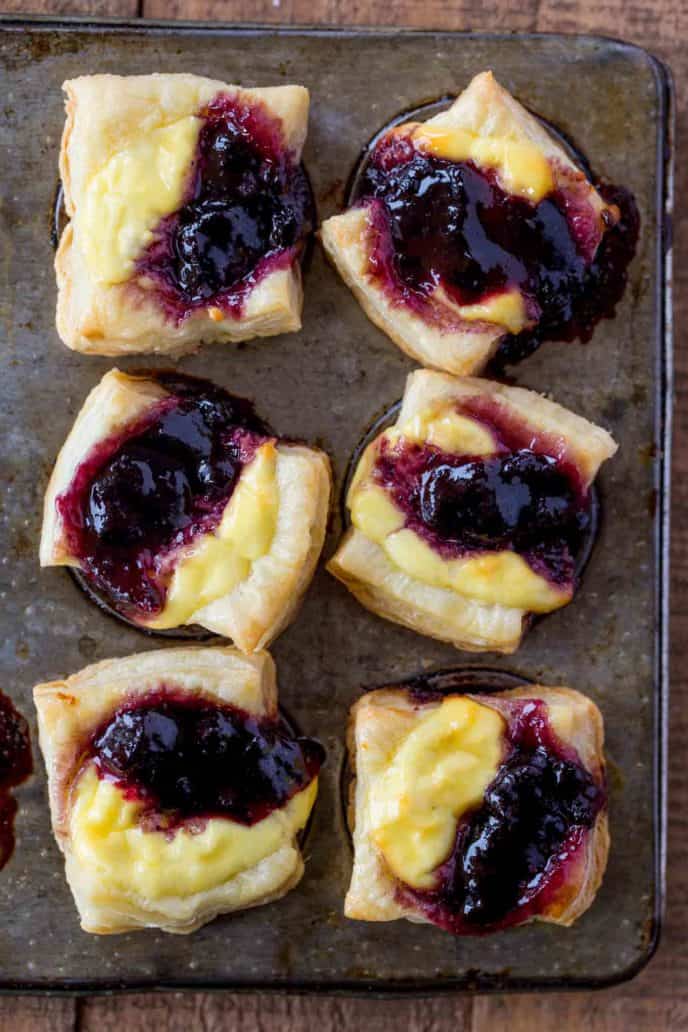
354 132 638 361
419 452 584 550
138 94 314 321
90 691 324 828
57 373 271 620
0 691 32 869
402 698 603 932
374 407 590 588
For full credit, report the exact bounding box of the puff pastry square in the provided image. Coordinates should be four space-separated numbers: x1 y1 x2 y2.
320 70 621 374
40 369 332 650
57 74 311 355
328 369 617 653
34 647 323 934
345 683 609 933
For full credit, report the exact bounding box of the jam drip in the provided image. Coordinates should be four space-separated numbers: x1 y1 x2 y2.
373 414 590 588
91 691 324 829
0 691 32 869
57 373 270 620
402 698 603 932
355 133 638 361
138 93 314 322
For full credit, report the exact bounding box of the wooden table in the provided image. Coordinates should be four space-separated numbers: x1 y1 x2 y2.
1 0 685 1028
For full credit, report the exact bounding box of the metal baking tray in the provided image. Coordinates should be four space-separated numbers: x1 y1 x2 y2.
0 17 672 993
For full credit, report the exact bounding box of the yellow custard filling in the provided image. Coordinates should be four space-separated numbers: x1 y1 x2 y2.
395 408 497 455
382 527 568 612
407 124 554 202
348 408 571 614
78 115 202 284
453 288 529 334
367 697 505 889
70 765 317 901
147 442 279 629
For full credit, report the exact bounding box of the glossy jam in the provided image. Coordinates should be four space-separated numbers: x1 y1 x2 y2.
138 93 314 322
57 373 270 620
90 690 324 829
375 402 590 587
0 692 32 869
355 134 638 361
401 697 603 932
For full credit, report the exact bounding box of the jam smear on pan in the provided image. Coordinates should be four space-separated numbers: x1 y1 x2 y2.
138 93 314 322
354 133 638 362
0 691 32 869
57 373 270 621
373 398 591 588
401 698 603 932
90 689 325 829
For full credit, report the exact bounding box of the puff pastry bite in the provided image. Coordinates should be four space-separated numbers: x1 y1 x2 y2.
328 370 617 653
346 680 608 933
56 74 313 355
40 370 331 650
321 70 636 373
33 647 324 934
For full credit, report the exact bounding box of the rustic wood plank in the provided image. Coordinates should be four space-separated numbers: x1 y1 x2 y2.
1 0 138 15
472 995 688 1031
77 993 473 1031
0 997 75 1032
140 0 539 28
76 988 688 1032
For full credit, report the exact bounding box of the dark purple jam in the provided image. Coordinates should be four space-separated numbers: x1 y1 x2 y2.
57 373 271 621
400 697 604 933
137 93 314 322
0 691 32 869
89 690 324 829
373 399 590 589
354 131 638 362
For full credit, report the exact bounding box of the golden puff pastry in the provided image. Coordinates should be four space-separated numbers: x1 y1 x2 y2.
34 647 324 935
57 73 311 356
40 369 332 651
345 682 608 933
320 70 620 375
328 369 617 653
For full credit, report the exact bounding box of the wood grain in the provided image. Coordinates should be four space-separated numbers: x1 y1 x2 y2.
0 0 686 1028
0 997 75 1032
473 996 688 1031
77 993 473 1031
0 0 138 15
141 0 540 28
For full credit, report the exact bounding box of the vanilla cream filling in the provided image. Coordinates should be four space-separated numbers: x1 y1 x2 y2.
147 441 279 629
69 764 317 901
367 697 505 889
450 288 529 334
405 123 554 202
77 115 201 284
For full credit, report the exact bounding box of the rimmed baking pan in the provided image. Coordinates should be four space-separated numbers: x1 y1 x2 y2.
0 17 672 993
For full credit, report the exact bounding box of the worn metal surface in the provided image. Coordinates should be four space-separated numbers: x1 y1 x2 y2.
0 19 671 992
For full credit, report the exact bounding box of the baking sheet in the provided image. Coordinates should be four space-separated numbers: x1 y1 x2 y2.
0 18 672 992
